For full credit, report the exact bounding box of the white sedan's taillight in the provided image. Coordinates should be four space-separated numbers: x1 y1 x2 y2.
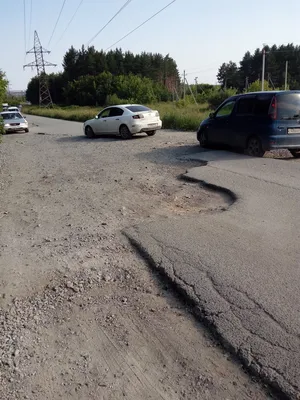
132 114 144 119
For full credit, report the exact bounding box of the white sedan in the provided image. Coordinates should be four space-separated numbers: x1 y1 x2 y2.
83 104 162 139
0 111 29 133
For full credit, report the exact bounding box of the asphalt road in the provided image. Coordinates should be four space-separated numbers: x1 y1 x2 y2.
1 116 275 400
127 150 300 398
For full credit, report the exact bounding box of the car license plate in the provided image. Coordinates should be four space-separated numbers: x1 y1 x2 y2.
288 128 300 134
148 123 157 126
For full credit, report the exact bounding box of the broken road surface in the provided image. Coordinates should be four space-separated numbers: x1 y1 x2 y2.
127 150 300 399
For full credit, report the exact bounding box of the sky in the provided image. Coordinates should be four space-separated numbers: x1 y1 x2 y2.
2 0 300 90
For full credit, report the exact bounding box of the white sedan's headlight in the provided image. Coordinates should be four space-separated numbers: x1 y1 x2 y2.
4 123 10 127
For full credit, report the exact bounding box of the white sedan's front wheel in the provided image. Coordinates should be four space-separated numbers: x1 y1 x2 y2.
85 126 95 138
119 125 132 140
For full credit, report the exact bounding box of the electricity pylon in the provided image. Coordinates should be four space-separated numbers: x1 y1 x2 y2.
24 31 56 107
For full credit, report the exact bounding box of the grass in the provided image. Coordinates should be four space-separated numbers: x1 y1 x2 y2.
22 102 211 132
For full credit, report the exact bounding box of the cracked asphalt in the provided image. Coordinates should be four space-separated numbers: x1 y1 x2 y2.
126 150 300 399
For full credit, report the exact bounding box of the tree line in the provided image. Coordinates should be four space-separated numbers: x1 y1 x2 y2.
217 44 300 90
0 71 8 135
26 47 180 106
0 71 8 104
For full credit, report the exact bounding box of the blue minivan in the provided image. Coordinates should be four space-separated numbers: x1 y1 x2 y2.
197 91 300 157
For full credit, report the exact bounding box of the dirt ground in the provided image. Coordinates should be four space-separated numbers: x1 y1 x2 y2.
0 117 274 399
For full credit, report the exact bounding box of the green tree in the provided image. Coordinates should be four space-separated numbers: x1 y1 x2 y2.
0 70 8 104
217 61 241 89
0 70 8 136
27 47 181 106
26 76 39 104
220 43 300 91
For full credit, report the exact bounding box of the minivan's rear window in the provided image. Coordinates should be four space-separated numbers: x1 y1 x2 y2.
254 94 273 116
126 105 150 112
277 93 300 120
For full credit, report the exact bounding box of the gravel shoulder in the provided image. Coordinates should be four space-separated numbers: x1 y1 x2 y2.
0 116 274 399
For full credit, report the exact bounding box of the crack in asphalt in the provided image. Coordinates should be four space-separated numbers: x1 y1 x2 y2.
127 233 300 397
160 242 297 349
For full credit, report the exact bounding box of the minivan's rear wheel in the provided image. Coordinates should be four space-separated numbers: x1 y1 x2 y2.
246 136 265 157
290 149 300 158
85 126 95 138
199 130 209 148
119 125 132 140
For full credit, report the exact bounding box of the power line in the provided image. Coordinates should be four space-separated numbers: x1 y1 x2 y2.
105 0 177 51
86 0 133 46
23 0 27 54
48 0 67 47
55 0 84 46
28 0 33 47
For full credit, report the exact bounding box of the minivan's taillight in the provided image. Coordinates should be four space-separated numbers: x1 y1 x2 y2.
268 96 277 120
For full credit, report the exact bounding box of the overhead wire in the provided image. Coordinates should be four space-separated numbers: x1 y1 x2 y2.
23 0 27 54
55 0 84 46
86 0 133 47
48 0 67 48
105 0 177 51
28 0 33 47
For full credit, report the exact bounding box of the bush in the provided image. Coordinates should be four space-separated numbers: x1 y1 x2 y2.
163 112 200 131
106 94 130 106
207 88 237 109
246 79 275 92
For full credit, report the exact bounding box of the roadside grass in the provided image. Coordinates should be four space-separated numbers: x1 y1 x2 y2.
22 102 211 131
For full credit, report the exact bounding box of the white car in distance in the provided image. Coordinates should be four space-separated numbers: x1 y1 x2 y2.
83 104 162 139
0 111 29 133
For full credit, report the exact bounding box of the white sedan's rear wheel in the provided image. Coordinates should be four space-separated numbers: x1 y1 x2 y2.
290 149 300 158
146 130 156 136
119 125 132 140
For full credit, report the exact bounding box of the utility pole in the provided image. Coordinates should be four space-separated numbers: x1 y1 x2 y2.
261 47 266 91
285 61 288 90
245 76 249 91
185 77 198 105
194 77 198 95
23 31 56 107
183 70 186 101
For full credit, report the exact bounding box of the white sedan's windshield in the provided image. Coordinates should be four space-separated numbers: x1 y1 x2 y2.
1 112 23 120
